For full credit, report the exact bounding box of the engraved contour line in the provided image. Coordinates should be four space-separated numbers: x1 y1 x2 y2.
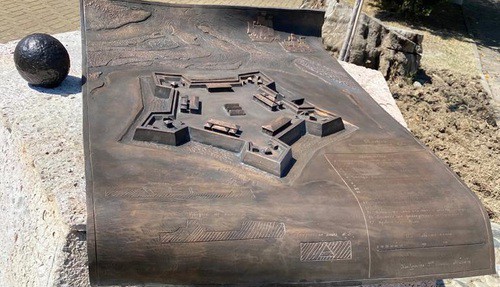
324 155 372 278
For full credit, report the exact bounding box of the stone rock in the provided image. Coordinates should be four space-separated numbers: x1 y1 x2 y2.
321 0 423 79
322 1 353 55
394 28 424 51
414 81 423 88
339 61 408 128
1 31 86 287
14 33 70 88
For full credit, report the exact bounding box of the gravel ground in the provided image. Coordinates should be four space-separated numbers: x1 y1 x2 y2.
390 69 500 221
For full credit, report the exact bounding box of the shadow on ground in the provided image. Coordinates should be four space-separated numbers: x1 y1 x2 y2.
368 0 499 50
29 75 82 96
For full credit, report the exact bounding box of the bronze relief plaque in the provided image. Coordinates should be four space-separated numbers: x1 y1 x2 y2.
81 0 495 285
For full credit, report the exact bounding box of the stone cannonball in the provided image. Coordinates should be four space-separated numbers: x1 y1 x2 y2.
14 33 70 88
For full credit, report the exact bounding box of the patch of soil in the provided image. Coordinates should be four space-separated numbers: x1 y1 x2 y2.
389 69 500 221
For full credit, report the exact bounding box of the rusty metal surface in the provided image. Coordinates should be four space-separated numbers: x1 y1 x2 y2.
81 0 495 285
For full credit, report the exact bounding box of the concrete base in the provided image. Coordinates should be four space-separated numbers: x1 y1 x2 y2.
0 31 497 286
0 31 87 287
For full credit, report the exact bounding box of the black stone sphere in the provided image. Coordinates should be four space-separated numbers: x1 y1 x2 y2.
14 33 70 88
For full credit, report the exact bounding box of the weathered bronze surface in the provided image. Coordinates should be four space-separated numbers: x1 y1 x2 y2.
81 1 495 285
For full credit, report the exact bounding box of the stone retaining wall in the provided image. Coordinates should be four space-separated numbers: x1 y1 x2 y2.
315 0 423 79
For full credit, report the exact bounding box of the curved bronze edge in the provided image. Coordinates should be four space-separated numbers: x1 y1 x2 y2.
121 0 327 12
96 269 496 287
79 0 99 284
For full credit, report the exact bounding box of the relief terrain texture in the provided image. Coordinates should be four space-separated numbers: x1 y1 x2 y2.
81 0 495 285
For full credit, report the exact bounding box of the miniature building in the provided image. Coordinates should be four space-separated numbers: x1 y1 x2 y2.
300 110 345 137
180 96 189 113
189 96 200 113
253 87 283 111
262 116 292 136
238 72 275 88
224 103 246 116
280 33 313 53
188 76 242 90
276 120 306 145
241 141 292 177
133 114 189 146
204 119 240 137
283 98 315 113
180 95 200 114
153 73 183 87
135 72 345 177
247 14 279 42
206 83 234 92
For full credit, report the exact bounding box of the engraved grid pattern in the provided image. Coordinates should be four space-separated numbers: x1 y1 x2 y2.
160 221 285 243
300 241 352 261
105 187 252 200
